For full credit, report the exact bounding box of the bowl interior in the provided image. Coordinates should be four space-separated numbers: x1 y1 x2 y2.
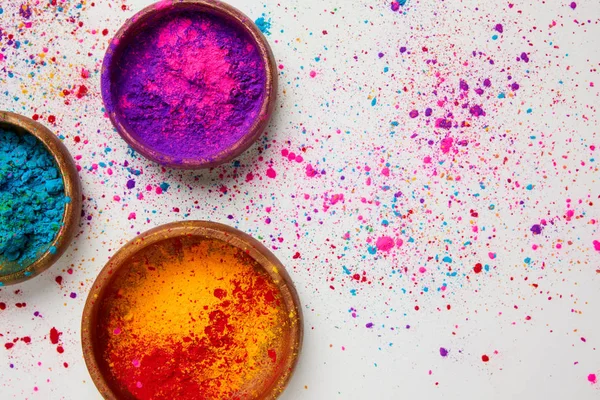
0 112 81 285
101 0 277 169
82 222 302 400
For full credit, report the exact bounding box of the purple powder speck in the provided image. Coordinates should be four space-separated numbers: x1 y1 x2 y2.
70 292 77 299
460 79 469 91
531 224 542 235
511 82 520 91
366 322 374 328
469 105 485 117
126 179 135 189
495 23 503 33
440 347 448 357
483 78 491 87
104 9 266 162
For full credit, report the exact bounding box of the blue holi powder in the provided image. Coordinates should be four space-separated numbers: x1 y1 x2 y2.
255 15 272 35
0 129 66 273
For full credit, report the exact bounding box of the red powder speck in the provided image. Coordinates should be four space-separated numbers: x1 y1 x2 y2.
293 252 301 259
102 28 109 35
0 302 6 310
268 349 277 363
266 168 277 179
47 115 56 123
21 336 31 344
76 85 88 98
5 343 14 350
57 346 64 354
473 263 483 273
63 362 69 368
49 327 62 345
482 355 490 362
32 114 39 120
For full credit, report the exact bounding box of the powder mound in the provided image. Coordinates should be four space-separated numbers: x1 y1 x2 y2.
110 11 266 162
0 129 66 272
97 237 292 399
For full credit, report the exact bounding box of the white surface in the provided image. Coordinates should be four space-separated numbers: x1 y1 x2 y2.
1 0 599 399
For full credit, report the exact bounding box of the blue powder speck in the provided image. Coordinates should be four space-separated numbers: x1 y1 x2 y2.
0 129 66 273
255 15 271 35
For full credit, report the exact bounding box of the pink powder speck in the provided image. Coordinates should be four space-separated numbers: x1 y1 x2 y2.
440 137 454 154
266 168 277 179
310 70 317 78
593 240 600 252
376 236 395 252
588 374 597 384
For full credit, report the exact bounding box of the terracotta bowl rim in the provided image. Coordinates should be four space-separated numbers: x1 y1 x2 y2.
0 111 82 286
81 220 303 400
100 0 278 169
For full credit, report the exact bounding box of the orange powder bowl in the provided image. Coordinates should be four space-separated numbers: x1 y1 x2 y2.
81 221 303 400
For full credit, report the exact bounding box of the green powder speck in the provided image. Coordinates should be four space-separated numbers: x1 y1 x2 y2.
0 128 67 275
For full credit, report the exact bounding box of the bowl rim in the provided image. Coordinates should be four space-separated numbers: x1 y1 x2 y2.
81 220 303 400
0 111 82 286
100 0 278 169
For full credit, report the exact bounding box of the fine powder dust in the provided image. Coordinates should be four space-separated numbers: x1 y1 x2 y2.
111 11 267 162
97 237 292 399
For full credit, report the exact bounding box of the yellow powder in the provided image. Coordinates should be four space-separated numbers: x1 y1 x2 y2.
97 237 294 399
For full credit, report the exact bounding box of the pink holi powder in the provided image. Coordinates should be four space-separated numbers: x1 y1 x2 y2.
103 8 267 163
376 236 395 252
440 137 454 154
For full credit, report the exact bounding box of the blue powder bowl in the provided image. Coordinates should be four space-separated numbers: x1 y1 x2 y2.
0 111 82 286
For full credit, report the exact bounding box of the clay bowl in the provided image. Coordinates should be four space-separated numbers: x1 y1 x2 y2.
0 111 81 286
82 221 303 400
101 0 277 169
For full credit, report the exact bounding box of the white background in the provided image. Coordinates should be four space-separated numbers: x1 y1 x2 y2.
1 0 599 399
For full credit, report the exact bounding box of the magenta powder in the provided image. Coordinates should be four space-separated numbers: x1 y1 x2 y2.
103 9 267 163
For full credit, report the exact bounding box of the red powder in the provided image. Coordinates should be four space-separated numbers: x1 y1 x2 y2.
49 327 62 344
482 355 490 362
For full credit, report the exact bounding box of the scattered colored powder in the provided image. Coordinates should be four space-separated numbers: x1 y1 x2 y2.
255 15 271 35
104 9 267 162
97 237 294 399
588 373 597 384
0 129 66 274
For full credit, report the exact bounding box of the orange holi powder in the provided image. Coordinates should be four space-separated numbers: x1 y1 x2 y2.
96 237 293 399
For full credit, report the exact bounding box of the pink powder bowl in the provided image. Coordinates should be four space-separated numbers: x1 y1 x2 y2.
101 0 277 169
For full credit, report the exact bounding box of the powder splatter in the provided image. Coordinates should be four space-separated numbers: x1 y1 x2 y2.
97 237 295 399
255 14 272 35
104 9 267 163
